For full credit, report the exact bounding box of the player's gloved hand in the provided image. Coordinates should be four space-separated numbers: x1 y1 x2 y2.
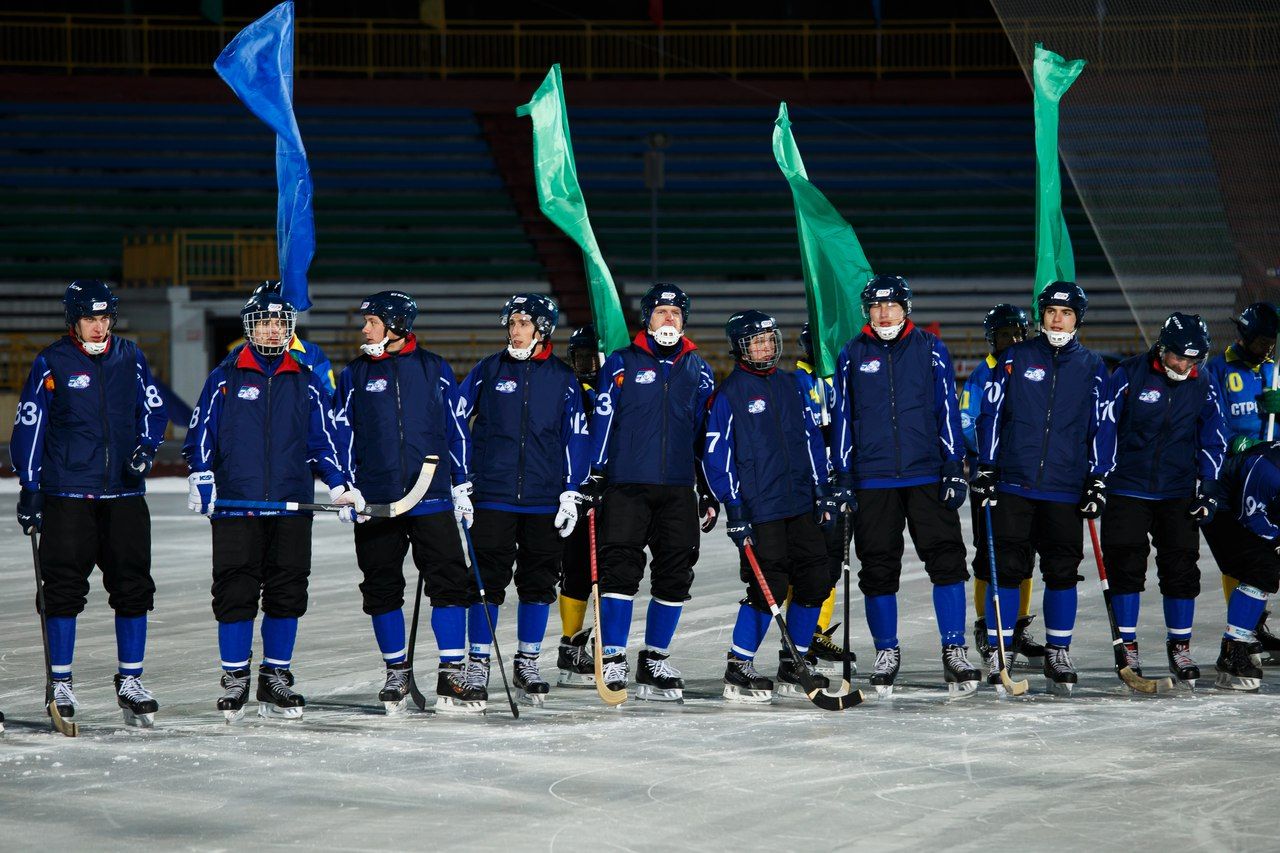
1188 479 1221 526
1230 435 1263 455
128 444 156 477
1258 389 1280 415
17 487 43 535
451 481 474 528
831 474 857 515
330 484 367 524
725 502 754 548
698 491 720 533
813 493 838 529
939 463 968 510
970 466 999 507
554 491 581 538
580 469 606 507
1077 476 1107 519
187 471 216 516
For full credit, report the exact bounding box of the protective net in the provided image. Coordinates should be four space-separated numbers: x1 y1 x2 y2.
988 0 1280 350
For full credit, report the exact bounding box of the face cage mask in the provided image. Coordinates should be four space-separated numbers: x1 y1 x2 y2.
1042 325 1076 348
1158 346 1196 382
735 329 782 371
243 310 297 357
874 320 906 341
650 322 684 347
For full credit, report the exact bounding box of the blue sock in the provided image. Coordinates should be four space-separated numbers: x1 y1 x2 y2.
1112 592 1140 643
864 594 898 650
467 602 499 658
517 601 550 655
371 608 407 664
1225 585 1269 641
114 614 146 676
984 586 1021 651
932 582 967 647
1163 596 1194 643
431 606 467 663
730 603 771 659
644 598 683 652
599 594 634 655
787 604 821 653
1042 586 1078 648
260 615 298 668
218 619 253 672
47 615 76 680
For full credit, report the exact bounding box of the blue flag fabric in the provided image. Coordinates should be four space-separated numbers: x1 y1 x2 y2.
214 1 314 311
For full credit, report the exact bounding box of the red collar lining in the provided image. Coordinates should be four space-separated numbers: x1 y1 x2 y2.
236 345 302 375
633 330 698 360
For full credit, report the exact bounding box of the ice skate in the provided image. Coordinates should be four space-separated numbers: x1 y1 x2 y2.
1215 637 1262 692
808 624 856 676
50 678 79 720
635 649 684 703
556 628 595 687
114 674 158 728
942 645 980 697
0 710 4 734
1011 615 1046 664
722 654 773 704
1166 639 1199 688
256 666 305 719
513 652 549 707
776 648 829 698
1121 640 1143 677
379 661 412 715
869 647 901 698
1255 611 1280 666
600 652 629 695
217 668 251 723
434 660 487 714
1043 644 1077 696
973 617 992 659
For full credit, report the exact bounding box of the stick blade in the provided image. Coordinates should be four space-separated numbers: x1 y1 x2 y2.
1118 666 1172 694
48 701 78 737
806 681 864 711
1000 670 1030 696
389 455 440 517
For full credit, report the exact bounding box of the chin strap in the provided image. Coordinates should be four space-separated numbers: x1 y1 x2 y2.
507 342 535 360
361 336 390 357
1042 327 1075 348
651 326 683 347
874 321 905 341
80 339 109 355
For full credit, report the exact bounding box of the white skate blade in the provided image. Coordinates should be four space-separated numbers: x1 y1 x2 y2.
874 684 895 699
773 681 821 699
434 696 487 715
1215 671 1261 692
258 702 304 720
813 662 846 677
946 679 979 698
634 684 683 703
121 709 155 728
1045 678 1075 697
383 697 408 716
222 707 245 724
516 688 547 707
722 684 773 704
557 669 595 687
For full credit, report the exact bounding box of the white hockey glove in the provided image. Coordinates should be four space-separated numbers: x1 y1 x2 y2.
555 491 582 538
330 484 367 524
187 471 216 516
452 481 475 528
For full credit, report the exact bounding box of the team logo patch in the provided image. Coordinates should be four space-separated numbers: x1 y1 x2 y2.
635 369 657 385
859 358 882 374
1138 388 1161 403
237 384 261 400
365 377 388 393
747 397 767 414
1023 367 1046 382
91 301 108 311
66 373 91 389
495 378 518 393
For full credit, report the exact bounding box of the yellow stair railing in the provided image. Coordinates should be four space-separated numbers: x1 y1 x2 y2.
122 229 276 290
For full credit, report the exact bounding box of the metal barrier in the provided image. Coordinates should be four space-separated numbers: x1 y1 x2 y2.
123 229 276 291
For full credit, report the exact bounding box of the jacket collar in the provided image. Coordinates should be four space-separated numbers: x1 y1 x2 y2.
796 359 815 375
985 353 998 369
633 330 698 361
235 344 301 375
1149 353 1198 380
1225 342 1272 371
501 341 555 363
735 362 776 377
366 333 418 361
860 318 916 343
289 335 305 353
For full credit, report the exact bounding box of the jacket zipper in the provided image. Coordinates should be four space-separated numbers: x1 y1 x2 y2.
263 372 273 500
96 353 111 487
886 342 901 477
1035 348 1060 490
1149 381 1174 493
517 360 531 500
392 357 406 491
765 372 793 489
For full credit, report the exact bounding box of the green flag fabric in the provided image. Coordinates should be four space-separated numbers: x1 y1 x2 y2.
517 65 630 356
1032 43 1086 319
773 102 874 378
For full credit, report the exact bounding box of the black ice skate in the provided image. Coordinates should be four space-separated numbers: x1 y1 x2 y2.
434 660 487 714
256 666 305 720
1215 637 1262 692
722 653 774 704
942 645 980 697
635 649 684 702
1121 641 1143 677
217 668 251 723
0 709 4 734
379 661 412 714
50 678 78 720
1043 644 1078 696
1166 639 1199 688
513 653 549 707
1012 615 1047 662
973 617 992 659
600 652 629 694
114 674 159 728
556 628 595 687
869 647 901 698
776 648 830 698
808 624 856 676
1255 611 1280 666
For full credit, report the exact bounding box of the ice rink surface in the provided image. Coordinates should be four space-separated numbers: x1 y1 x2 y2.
2 483 1280 851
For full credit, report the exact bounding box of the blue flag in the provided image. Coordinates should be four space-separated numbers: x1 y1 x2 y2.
214 1 314 311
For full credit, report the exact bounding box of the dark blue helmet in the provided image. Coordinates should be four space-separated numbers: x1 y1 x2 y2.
63 279 118 327
983 303 1029 352
1158 312 1211 360
500 292 558 338
640 283 690 327
359 290 417 337
251 280 282 299
1036 281 1088 324
726 309 782 371
1235 302 1279 343
799 321 814 363
240 289 297 357
567 324 599 381
569 324 596 354
860 274 912 315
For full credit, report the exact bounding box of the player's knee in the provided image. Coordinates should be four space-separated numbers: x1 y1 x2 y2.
1040 566 1083 591
856 568 899 598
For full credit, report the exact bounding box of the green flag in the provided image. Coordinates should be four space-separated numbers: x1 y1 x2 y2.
517 65 629 356
773 102 874 378
1032 43 1086 319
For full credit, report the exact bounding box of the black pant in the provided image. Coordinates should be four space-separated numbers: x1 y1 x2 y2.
1202 511 1280 594
1101 494 1200 597
560 516 592 601
852 484 967 596
353 511 473 614
820 512 847 588
212 515 312 622
40 495 155 617
470 508 562 606
597 483 699 601
990 493 1082 589
739 513 830 611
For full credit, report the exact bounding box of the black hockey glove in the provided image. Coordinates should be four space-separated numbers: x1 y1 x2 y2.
813 493 838 529
970 466 998 507
17 487 43 535
725 503 754 548
129 444 156 477
1188 480 1221 526
831 474 857 515
1077 476 1107 519
939 463 967 510
580 469 607 507
698 491 720 533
